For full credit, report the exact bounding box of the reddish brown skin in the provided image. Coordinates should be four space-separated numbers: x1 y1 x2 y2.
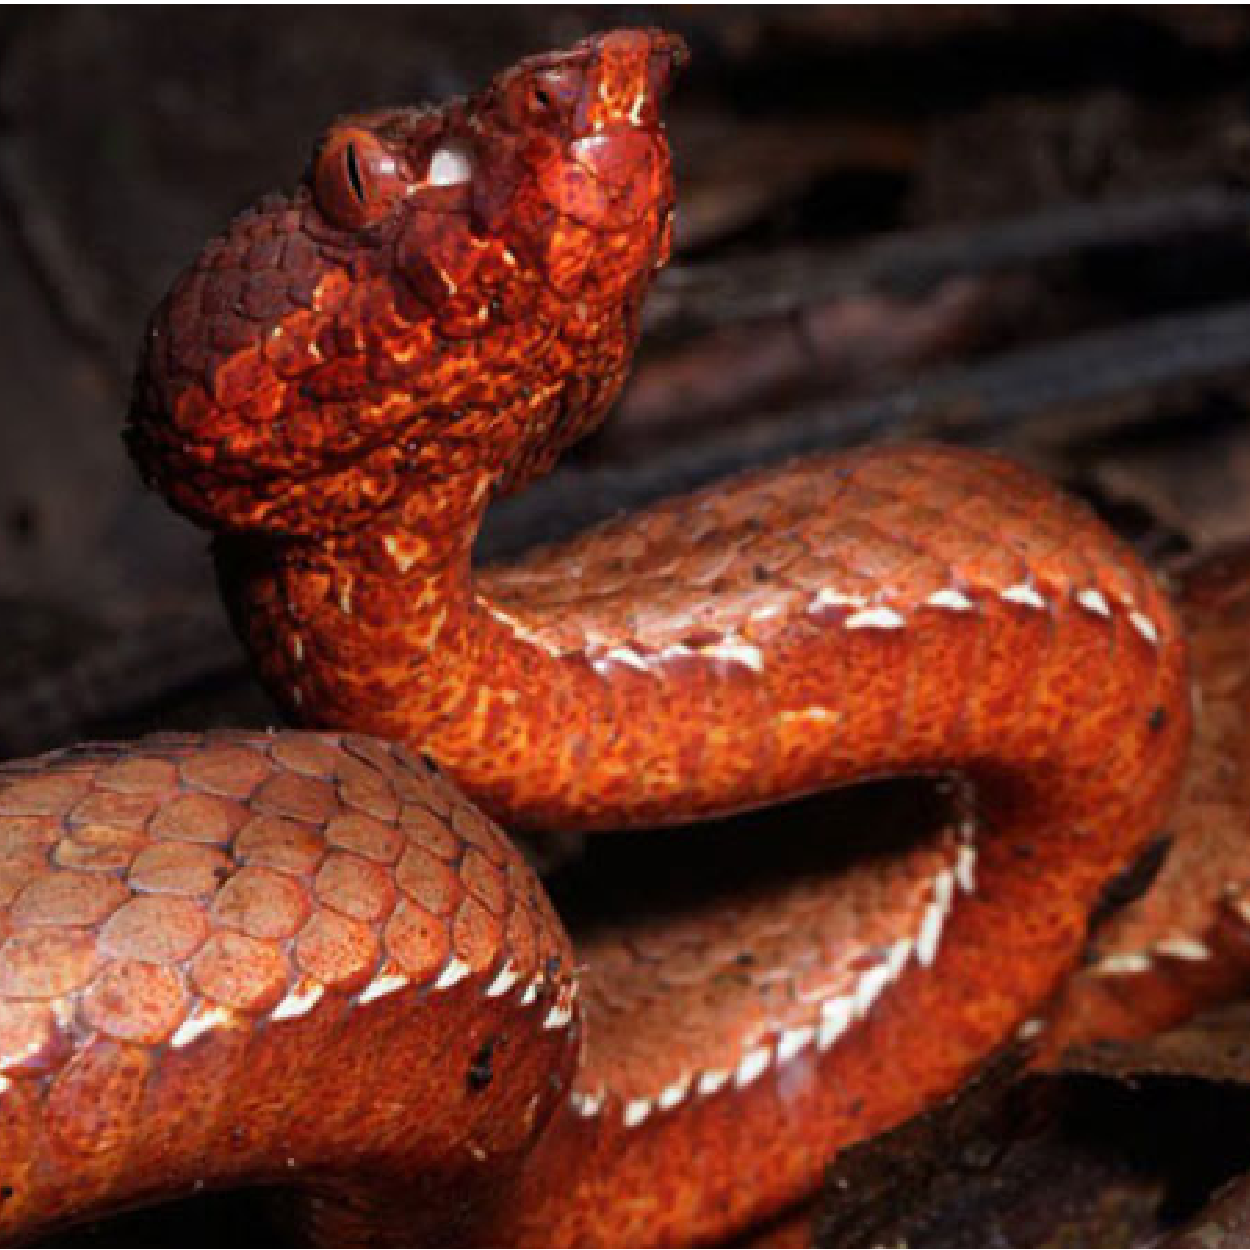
0 732 578 1244
0 25 1202 1248
1044 544 1250 1058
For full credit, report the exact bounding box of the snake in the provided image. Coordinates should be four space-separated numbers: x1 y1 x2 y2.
0 25 1233 1247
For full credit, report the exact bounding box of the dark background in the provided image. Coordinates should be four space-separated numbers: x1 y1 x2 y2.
7 7 1250 1245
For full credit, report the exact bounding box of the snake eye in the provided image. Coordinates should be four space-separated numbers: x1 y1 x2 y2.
530 81 555 114
314 127 406 230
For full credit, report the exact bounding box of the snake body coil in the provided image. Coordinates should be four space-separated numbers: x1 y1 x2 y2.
0 28 1197 1247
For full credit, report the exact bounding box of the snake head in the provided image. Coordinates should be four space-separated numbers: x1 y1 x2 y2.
127 30 685 539
303 29 687 244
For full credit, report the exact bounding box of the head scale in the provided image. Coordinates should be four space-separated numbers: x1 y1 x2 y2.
127 29 687 539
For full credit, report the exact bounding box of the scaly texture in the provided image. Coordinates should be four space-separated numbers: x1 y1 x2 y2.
0 25 1199 1248
0 732 577 1243
1044 545 1250 1056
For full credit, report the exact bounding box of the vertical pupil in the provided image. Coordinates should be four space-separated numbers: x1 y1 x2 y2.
344 142 367 204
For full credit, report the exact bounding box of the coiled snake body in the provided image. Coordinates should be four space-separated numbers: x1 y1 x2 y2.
0 27 1221 1247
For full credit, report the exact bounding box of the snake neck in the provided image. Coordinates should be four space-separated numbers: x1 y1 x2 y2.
216 445 1193 847
214 473 572 810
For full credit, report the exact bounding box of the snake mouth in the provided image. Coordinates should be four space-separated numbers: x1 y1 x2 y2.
541 775 979 1128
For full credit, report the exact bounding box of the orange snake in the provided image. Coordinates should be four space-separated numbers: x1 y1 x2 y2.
2 26 1238 1247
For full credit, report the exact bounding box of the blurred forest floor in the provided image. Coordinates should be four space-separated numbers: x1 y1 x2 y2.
7 7 1250 1246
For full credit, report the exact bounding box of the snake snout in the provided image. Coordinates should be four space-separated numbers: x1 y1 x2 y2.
576 28 688 132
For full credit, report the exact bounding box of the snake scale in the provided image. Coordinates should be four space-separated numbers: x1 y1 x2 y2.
2 25 1246 1247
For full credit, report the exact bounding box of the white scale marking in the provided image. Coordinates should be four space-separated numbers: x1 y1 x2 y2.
886 938 913 981
818 997 855 1051
1094 952 1153 976
1229 894 1250 929
1075 588 1112 618
171 1004 232 1049
734 1045 772 1089
853 964 893 1018
810 587 866 614
1017 1017 1047 1042
656 643 696 663
657 1076 690 1110
434 957 470 990
1000 583 1047 610
543 1001 573 1031
1154 937 1210 961
271 982 324 1022
572 1090 604 1118
917 900 945 968
957 844 978 894
623 1099 651 1128
703 640 764 672
1129 610 1160 645
844 606 906 631
480 965 515 995
603 646 653 673
698 1069 730 1097
484 604 563 658
357 972 409 1005
777 1026 815 1064
926 588 974 612
485 961 519 998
